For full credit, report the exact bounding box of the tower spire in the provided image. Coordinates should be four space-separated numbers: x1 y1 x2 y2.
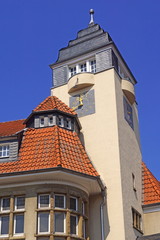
89 9 94 26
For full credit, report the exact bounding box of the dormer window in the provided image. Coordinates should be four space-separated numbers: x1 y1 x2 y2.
0 145 9 158
48 116 54 126
58 116 64 127
66 118 71 129
68 59 96 78
40 117 45 127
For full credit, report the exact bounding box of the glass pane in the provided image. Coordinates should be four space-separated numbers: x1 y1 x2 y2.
16 196 25 209
70 197 77 211
55 212 65 233
39 212 49 233
1 215 9 235
70 215 77 235
39 195 50 208
37 238 50 240
15 214 24 234
55 195 65 208
2 198 10 211
54 238 65 240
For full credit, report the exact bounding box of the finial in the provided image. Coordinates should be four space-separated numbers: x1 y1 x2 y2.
89 9 94 25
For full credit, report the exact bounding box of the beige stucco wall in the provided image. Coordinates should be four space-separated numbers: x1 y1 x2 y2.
143 211 160 235
52 68 142 240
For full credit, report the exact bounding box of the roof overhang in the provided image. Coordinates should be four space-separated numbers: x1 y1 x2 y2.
143 202 160 213
0 167 104 196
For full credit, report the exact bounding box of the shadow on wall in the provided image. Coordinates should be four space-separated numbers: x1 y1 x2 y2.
89 191 110 240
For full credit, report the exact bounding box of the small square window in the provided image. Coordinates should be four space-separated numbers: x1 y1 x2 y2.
0 145 9 158
55 212 65 233
1 198 10 212
14 214 24 235
70 197 77 211
90 60 96 73
15 196 25 210
38 212 50 233
0 215 9 236
70 215 78 235
70 67 77 77
66 118 71 129
38 195 50 209
80 63 87 72
55 195 65 209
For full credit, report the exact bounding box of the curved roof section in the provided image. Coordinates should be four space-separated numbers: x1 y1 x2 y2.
0 119 25 137
142 162 160 205
0 125 98 177
33 96 76 115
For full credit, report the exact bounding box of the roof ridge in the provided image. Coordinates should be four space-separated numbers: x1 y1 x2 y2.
54 126 62 167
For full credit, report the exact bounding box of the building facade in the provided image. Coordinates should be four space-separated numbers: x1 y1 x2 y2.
0 11 160 240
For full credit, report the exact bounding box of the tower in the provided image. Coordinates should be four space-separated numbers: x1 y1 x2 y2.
50 10 142 240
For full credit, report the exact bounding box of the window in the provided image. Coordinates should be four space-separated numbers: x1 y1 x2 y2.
82 201 85 215
132 173 136 191
37 193 87 239
38 212 50 234
40 117 45 127
90 60 96 73
70 67 77 77
70 215 78 235
0 145 9 158
55 195 65 209
123 97 134 129
58 116 64 127
55 212 65 233
132 208 142 232
0 215 9 237
68 59 96 78
70 197 77 211
15 196 25 210
1 197 10 212
80 63 87 72
38 194 50 209
66 118 71 129
48 116 54 126
14 214 24 235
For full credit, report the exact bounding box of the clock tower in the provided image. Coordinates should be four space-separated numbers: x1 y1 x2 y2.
50 10 142 240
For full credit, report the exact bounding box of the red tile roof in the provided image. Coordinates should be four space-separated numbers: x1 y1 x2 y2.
0 120 25 137
142 162 160 205
0 126 98 177
33 96 76 115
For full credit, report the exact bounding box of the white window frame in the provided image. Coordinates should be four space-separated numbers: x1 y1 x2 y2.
0 197 10 212
14 196 25 211
66 118 72 130
70 214 78 235
38 194 50 209
70 197 78 211
58 116 64 127
48 115 54 126
0 215 9 237
39 117 45 128
54 194 66 209
90 59 96 73
54 212 66 234
38 212 50 234
13 213 24 236
0 145 9 158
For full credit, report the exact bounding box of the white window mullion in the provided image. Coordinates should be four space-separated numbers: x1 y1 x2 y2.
86 60 90 72
76 64 79 74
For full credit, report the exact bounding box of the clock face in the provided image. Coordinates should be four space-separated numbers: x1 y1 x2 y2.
69 89 95 117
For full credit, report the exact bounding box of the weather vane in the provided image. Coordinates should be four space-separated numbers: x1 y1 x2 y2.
89 9 94 25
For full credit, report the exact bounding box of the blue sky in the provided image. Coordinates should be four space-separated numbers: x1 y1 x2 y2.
0 0 160 179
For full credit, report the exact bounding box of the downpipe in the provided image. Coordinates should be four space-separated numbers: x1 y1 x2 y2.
100 190 106 240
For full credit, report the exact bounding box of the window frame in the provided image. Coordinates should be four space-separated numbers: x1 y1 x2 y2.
14 196 25 211
39 117 45 128
58 116 64 128
0 215 9 237
132 208 142 232
38 194 50 209
13 213 24 236
54 194 66 209
70 214 78 235
0 145 10 158
38 212 50 234
70 197 78 212
0 197 10 212
54 211 66 234
66 118 72 130
48 115 54 126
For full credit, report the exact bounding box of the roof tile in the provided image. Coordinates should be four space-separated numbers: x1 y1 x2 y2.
0 119 25 137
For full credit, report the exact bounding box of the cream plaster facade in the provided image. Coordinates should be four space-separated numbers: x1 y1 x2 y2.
51 67 142 240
